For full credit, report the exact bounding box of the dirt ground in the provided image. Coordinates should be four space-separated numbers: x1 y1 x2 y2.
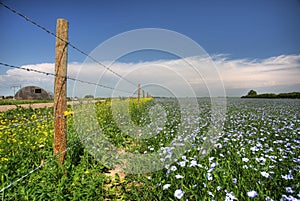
0 102 73 112
0 100 105 112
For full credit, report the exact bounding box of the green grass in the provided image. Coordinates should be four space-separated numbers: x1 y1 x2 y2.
0 98 299 200
0 99 53 105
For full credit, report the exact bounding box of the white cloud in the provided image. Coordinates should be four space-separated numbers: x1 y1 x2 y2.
215 54 300 90
0 54 299 97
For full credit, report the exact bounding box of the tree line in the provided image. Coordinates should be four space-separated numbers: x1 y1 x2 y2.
241 90 300 99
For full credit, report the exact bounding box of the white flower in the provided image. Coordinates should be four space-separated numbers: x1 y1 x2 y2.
209 157 215 163
286 187 294 194
170 165 177 171
261 171 270 178
232 178 237 184
281 174 294 180
265 196 274 201
208 168 214 173
247 190 258 198
190 160 198 167
242 157 249 162
163 184 171 190
243 165 248 169
175 174 184 179
256 157 266 163
208 191 214 197
250 146 259 152
281 195 300 201
206 173 213 181
210 162 217 169
225 191 237 201
217 186 222 191
174 189 184 199
178 161 186 167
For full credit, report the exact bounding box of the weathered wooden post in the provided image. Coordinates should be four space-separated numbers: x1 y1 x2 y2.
54 18 68 166
137 84 141 107
142 90 145 98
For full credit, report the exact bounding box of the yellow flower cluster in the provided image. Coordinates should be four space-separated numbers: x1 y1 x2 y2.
0 108 55 162
64 110 74 116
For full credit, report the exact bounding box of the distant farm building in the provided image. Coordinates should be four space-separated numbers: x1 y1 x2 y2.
15 86 53 100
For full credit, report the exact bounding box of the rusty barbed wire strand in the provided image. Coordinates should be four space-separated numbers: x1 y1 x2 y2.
0 125 112 193
0 1 138 89
0 62 135 94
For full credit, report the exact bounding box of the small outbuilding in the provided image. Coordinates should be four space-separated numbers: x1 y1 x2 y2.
15 86 53 100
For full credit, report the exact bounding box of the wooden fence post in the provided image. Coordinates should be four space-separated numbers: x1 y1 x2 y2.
54 18 68 166
137 84 141 107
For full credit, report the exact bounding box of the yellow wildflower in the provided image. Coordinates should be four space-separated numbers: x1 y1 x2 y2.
64 111 74 116
1 157 8 162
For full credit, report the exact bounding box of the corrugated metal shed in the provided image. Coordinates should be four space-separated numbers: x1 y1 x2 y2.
15 86 53 100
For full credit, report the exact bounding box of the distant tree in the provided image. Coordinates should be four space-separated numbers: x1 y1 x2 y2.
5 96 14 99
84 95 94 99
242 91 300 99
247 90 257 96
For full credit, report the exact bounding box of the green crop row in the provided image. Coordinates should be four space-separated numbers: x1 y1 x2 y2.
0 98 299 200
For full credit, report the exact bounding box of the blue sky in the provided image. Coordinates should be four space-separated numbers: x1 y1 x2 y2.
0 0 300 97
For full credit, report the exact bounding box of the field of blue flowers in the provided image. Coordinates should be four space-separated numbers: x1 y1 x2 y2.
0 98 299 200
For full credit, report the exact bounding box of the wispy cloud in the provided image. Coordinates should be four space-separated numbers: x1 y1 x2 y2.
0 54 299 97
214 54 300 90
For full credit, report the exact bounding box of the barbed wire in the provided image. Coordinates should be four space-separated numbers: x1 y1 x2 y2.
0 1 138 89
0 164 43 193
0 95 145 133
0 94 150 192
0 1 151 193
0 122 115 193
0 62 136 95
0 101 113 131
0 116 53 131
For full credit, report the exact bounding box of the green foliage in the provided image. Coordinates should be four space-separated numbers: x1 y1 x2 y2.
84 95 94 99
0 98 299 200
242 91 300 99
247 89 257 96
277 92 300 99
0 99 53 105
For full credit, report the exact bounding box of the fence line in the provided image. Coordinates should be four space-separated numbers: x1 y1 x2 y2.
0 164 43 193
0 92 146 192
0 102 111 131
0 1 138 88
0 1 150 193
0 95 130 133
0 119 118 193
2 106 113 164
0 116 53 131
0 62 136 95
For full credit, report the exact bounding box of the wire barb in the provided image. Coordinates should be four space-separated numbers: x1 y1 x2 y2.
0 121 114 193
0 1 137 88
0 116 53 131
0 62 134 94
